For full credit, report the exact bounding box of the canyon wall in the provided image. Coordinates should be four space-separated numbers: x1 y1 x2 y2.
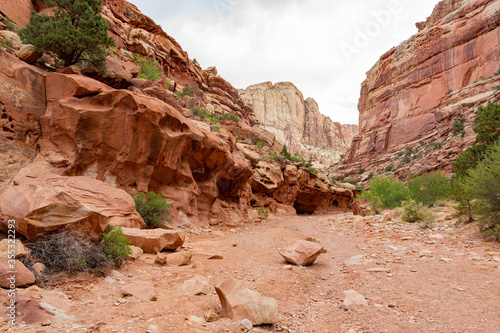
239 82 358 164
334 0 500 180
0 0 355 233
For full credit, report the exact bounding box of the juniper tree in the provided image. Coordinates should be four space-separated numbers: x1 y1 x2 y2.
19 0 115 71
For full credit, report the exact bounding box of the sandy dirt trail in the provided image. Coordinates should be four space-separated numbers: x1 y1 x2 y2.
6 211 500 333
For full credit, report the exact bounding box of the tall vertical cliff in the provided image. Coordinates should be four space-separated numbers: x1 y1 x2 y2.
334 0 500 179
239 82 358 164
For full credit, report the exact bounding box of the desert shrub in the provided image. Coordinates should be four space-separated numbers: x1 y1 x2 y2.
132 191 172 228
210 124 220 132
453 101 500 177
407 170 452 207
101 225 132 265
165 77 172 90
2 17 18 32
220 112 239 123
359 175 409 209
462 141 500 237
452 113 466 137
306 166 318 175
266 152 287 164
192 106 210 119
19 0 115 71
0 38 13 50
384 164 394 172
23 230 113 282
495 68 500 76
431 142 444 150
177 84 198 98
134 53 162 81
236 135 243 141
256 141 263 149
257 206 269 219
401 199 433 223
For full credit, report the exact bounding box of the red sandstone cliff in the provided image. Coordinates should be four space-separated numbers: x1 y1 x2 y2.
0 0 354 232
333 0 500 181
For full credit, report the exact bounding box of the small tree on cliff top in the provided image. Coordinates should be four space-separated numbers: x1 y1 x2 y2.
19 0 115 71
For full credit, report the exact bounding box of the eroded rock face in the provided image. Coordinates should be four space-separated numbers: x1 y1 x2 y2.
122 228 185 254
336 0 500 179
0 166 144 240
252 163 354 214
239 82 358 164
38 72 254 225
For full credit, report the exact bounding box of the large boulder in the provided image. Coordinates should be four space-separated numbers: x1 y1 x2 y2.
0 258 35 288
278 240 326 266
215 278 279 325
122 228 185 254
0 168 144 241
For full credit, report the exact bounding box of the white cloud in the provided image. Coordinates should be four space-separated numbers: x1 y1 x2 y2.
128 0 439 124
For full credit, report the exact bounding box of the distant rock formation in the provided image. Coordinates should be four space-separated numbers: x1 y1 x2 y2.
239 82 358 164
334 0 500 180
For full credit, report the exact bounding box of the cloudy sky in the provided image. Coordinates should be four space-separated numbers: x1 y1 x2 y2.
128 0 439 124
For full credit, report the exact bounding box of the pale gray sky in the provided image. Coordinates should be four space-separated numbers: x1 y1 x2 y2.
128 0 439 124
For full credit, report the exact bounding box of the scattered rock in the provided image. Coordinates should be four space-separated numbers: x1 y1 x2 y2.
366 267 391 273
343 290 368 307
17 44 41 64
122 228 186 254
0 239 29 259
155 253 168 265
186 315 205 325
429 234 444 240
167 251 192 266
278 240 326 266
419 250 433 257
41 321 51 326
344 254 374 266
180 275 213 296
204 310 219 322
122 281 157 301
129 246 143 260
32 263 46 275
216 278 279 325
240 318 253 330
0 258 35 288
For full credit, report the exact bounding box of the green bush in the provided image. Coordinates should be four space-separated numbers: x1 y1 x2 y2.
462 141 500 237
165 77 172 90
132 192 172 228
384 164 394 172
256 141 263 149
453 101 500 177
266 152 287 164
452 113 466 137
134 53 162 81
220 112 239 123
177 84 198 99
236 135 243 141
0 38 13 50
2 18 18 32
101 225 132 265
359 175 409 209
257 206 269 219
19 0 115 71
306 166 318 175
192 106 210 119
401 199 433 223
210 124 220 132
407 170 452 207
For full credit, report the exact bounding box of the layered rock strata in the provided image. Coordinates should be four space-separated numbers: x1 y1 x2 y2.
240 82 358 164
335 0 500 180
